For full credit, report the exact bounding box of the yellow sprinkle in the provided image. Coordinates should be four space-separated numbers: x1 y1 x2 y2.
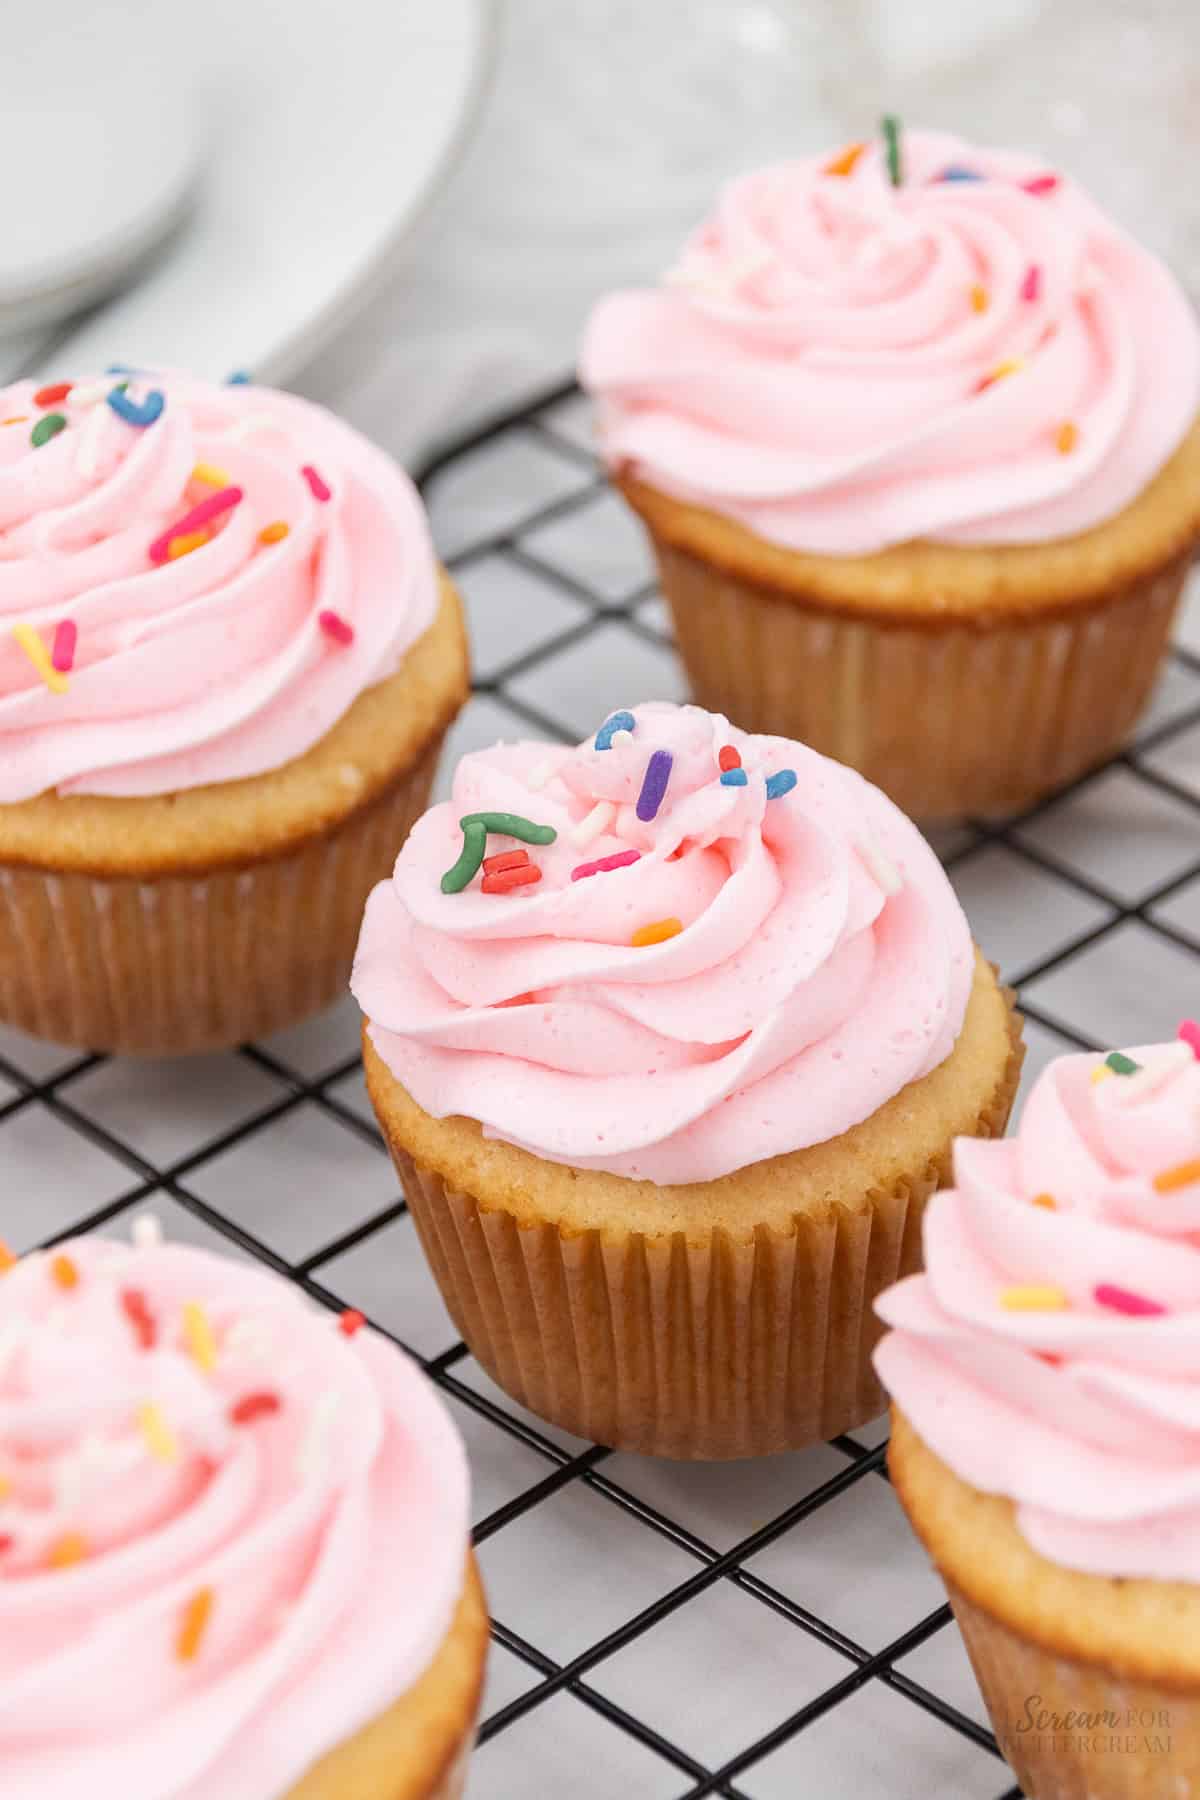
1153 1157 1200 1194
176 1587 215 1662
825 141 866 177
181 1301 217 1373
985 357 1024 388
0 1240 17 1275
1000 1285 1069 1311
12 623 68 695
167 530 209 561
258 520 290 545
2 415 28 425
1031 1193 1057 1210
1056 421 1079 455
46 1531 88 1569
1090 1063 1114 1086
50 1253 79 1290
190 461 231 487
138 1401 179 1464
631 917 683 949
970 283 989 313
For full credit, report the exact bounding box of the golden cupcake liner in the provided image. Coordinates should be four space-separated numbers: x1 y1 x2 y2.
649 534 1192 822
948 1578 1200 1800
0 734 444 1057
379 1004 1023 1460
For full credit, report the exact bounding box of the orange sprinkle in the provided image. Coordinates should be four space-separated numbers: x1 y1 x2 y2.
631 917 683 948
999 1285 1068 1311
2 415 28 426
190 461 230 488
258 520 290 545
1056 421 1079 455
970 284 989 313
176 1587 215 1662
181 1301 217 1373
50 1254 79 1290
1153 1158 1200 1194
977 357 1024 393
46 1531 88 1569
0 1474 11 1500
1031 1193 1057 1210
0 1241 17 1274
825 141 866 177
167 530 209 561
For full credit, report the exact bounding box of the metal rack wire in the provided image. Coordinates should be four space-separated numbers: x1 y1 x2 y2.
8 377 1200 1798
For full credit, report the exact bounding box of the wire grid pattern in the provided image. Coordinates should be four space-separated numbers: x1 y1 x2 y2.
5 379 1200 1800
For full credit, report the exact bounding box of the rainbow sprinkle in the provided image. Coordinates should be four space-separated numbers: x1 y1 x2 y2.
121 1288 156 1350
51 620 77 674
176 1588 215 1662
444 814 557 895
570 800 616 848
881 114 902 187
976 358 1024 394
595 711 636 751
1178 1019 1200 1059
50 1254 78 1290
969 284 989 314
226 370 251 385
106 387 164 428
318 609 354 646
441 820 487 894
30 412 67 449
825 141 866 177
167 531 208 562
13 623 68 695
258 520 290 545
572 848 641 882
1023 173 1060 196
302 464 331 502
1021 264 1042 303
149 487 243 564
34 382 72 407
46 1532 88 1569
936 165 982 182
1153 1158 1200 1194
181 1301 217 1373
230 1391 281 1425
1031 1193 1057 1210
0 1241 17 1274
636 750 673 821
338 1309 366 1337
191 462 231 488
999 1285 1068 1311
138 1401 178 1463
765 769 797 800
631 917 683 948
720 768 748 787
484 862 542 895
1094 1283 1165 1317
1105 1051 1140 1077
1056 421 1079 455
718 745 741 772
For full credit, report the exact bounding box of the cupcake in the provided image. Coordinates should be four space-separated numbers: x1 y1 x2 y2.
580 125 1200 821
876 1029 1200 1799
0 1224 486 1799
352 701 1023 1459
0 369 468 1053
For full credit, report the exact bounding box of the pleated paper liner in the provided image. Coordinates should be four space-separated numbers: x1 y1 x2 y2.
366 962 1023 1460
649 533 1192 823
0 732 445 1056
288 1556 487 1800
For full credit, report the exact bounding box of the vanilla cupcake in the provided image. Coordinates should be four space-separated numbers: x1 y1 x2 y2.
581 125 1200 820
877 1029 1200 1799
0 1226 486 1799
0 370 468 1053
352 701 1022 1459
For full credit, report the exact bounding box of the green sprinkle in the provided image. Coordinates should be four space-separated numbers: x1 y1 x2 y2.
441 820 487 894
31 413 67 449
882 114 902 188
461 811 557 847
1105 1051 1141 1077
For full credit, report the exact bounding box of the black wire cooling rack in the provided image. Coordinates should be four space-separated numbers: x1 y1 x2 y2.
6 377 1200 1799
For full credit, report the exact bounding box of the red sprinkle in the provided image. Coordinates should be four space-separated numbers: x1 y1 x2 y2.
0 1536 12 1555
1179 1019 1200 1060
718 745 741 772
1022 174 1060 196
149 487 243 564
120 1287 157 1350
483 849 529 876
339 1309 365 1337
51 620 77 673
34 382 72 408
1020 264 1042 302
483 863 542 894
571 848 642 882
230 1391 282 1425
1094 1283 1166 1318
318 609 354 646
302 464 332 502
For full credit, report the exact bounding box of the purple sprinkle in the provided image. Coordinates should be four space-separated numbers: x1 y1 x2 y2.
636 750 673 822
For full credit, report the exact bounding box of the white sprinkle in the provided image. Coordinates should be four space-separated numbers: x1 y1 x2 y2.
75 403 109 478
227 413 279 442
132 1213 163 1250
69 382 111 408
296 1391 339 1482
526 759 555 792
569 800 615 848
857 836 903 896
608 729 634 752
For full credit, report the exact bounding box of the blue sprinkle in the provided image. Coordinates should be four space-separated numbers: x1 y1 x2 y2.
594 710 636 751
636 749 673 822
719 768 748 787
106 386 165 428
106 362 143 374
765 769 797 800
226 369 251 385
936 165 983 182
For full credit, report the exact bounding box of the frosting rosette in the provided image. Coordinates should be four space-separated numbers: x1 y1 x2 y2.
0 1231 468 1799
580 127 1200 553
876 1035 1200 1583
0 370 438 802
352 701 973 1184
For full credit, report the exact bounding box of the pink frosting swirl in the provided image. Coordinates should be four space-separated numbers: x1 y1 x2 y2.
0 372 438 803
0 1233 469 1799
875 1039 1200 1582
580 128 1200 554
352 702 972 1183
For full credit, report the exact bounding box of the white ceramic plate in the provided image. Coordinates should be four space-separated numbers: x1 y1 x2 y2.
1 0 493 388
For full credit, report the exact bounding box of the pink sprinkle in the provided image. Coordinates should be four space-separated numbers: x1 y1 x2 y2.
1020 264 1042 303
149 487 243 564
302 464 331 502
1022 174 1060 197
571 848 642 882
319 609 354 646
1179 1019 1200 1060
1094 1283 1166 1318
51 620 77 673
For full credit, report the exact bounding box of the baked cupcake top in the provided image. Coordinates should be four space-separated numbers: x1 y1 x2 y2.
580 125 1200 555
352 701 972 1184
0 371 438 803
0 1226 469 1797
876 1028 1200 1582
